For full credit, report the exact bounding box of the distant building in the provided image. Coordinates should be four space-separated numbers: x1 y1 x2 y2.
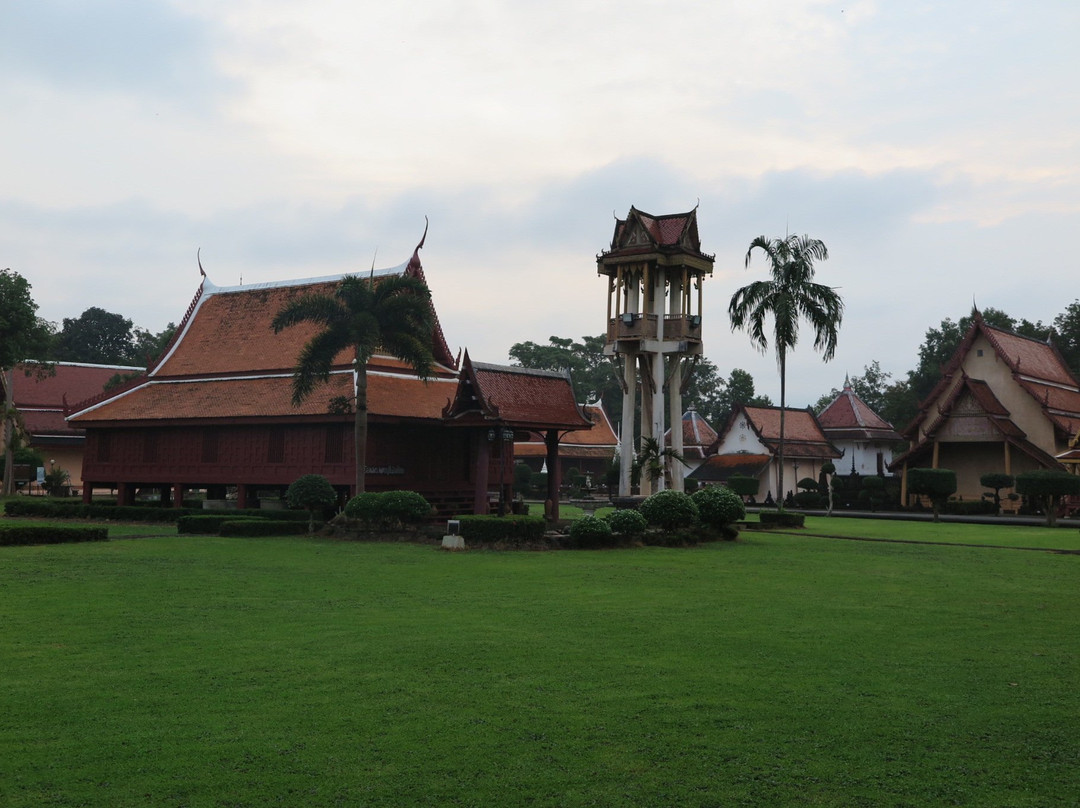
690 404 841 501
817 379 901 476
2 361 142 492
890 310 1080 500
664 406 718 479
514 401 618 483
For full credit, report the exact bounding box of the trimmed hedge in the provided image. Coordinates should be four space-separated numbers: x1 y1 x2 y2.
218 519 310 537
344 490 434 529
178 515 266 535
4 499 310 523
943 499 997 516
692 485 746 527
759 510 805 528
456 515 546 544
605 508 647 538
0 525 108 546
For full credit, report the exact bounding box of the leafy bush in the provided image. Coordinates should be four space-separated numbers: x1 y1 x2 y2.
219 519 309 537
796 477 819 492
380 491 434 526
980 472 1015 510
605 508 647 538
569 515 615 548
344 491 384 523
692 486 746 528
286 474 338 532
639 490 699 530
456 515 546 544
343 490 433 529
0 525 108 546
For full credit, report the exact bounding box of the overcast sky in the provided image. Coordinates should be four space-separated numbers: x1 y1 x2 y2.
3 0 1078 411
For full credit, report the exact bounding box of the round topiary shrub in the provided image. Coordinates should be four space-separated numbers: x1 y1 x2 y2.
639 489 699 530
344 491 385 525
286 474 338 532
692 485 746 528
380 490 434 526
605 508 647 538
569 515 614 548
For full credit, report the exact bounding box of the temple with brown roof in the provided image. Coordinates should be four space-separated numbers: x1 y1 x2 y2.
817 379 901 476
2 361 142 492
690 404 841 500
68 236 590 517
889 310 1080 501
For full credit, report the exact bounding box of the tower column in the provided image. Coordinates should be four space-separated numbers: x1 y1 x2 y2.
620 353 636 496
669 359 684 492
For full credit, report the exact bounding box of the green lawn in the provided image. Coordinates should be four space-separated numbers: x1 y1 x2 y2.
1 525 1078 806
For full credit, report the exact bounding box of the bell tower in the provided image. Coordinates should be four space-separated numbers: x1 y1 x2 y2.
597 207 714 495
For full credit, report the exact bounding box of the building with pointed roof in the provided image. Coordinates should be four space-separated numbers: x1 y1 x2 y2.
2 361 142 492
68 234 590 516
664 406 718 478
890 311 1080 500
817 379 901 476
690 404 841 500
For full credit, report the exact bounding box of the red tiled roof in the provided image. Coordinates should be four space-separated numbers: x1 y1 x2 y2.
984 326 1078 387
515 444 614 460
744 405 835 445
71 371 457 424
688 453 771 482
514 403 617 460
20 409 77 436
446 357 591 430
818 384 900 442
9 362 141 409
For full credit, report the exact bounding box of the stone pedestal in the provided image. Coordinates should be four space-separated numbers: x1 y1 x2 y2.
441 535 465 550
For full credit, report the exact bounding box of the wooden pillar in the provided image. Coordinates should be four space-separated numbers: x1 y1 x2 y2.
1003 441 1012 476
619 353 635 496
900 463 908 506
82 485 93 504
172 482 184 509
473 432 490 515
545 430 561 522
237 483 250 510
117 483 134 506
931 440 940 469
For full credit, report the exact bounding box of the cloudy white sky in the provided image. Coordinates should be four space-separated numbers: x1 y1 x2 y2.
3 0 1078 410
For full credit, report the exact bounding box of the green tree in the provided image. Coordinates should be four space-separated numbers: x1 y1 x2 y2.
632 436 688 492
729 234 844 510
1051 300 1080 379
131 322 178 365
907 468 957 521
286 474 338 533
980 472 1015 512
1015 470 1080 528
272 274 435 494
53 307 138 365
1 269 53 496
906 307 1015 404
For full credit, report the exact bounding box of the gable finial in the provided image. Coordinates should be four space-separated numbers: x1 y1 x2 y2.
197 247 206 278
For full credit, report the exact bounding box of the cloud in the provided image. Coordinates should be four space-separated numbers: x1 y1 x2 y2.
0 1 229 105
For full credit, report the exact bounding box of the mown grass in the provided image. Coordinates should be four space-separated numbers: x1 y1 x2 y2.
793 515 1080 551
1 527 1078 806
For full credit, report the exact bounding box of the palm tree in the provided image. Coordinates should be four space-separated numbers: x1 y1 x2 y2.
728 234 843 509
632 436 688 494
272 273 435 494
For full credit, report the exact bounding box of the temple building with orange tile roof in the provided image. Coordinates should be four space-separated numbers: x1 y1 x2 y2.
889 309 1080 502
690 404 841 502
2 361 142 492
67 232 590 516
663 406 718 479
817 378 901 477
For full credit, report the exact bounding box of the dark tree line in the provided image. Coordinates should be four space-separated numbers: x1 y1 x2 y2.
29 306 177 369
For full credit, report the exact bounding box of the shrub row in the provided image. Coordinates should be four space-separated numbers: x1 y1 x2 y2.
0 525 108 546
943 499 998 516
456 515 546 544
4 499 310 523
219 519 310 537
759 511 806 528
